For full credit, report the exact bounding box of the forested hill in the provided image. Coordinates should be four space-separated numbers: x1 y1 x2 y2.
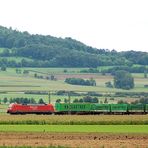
0 25 148 67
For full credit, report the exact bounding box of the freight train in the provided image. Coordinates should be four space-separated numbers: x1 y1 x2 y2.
7 103 148 114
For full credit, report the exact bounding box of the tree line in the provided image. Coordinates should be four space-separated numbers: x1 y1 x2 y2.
1 97 45 104
0 26 148 67
65 78 96 86
80 66 148 74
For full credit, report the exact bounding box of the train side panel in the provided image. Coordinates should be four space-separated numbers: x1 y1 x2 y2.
92 104 110 113
145 104 148 113
7 103 54 114
128 104 145 113
110 104 128 113
55 103 92 113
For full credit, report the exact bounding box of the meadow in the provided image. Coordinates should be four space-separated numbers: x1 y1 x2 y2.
0 68 147 92
0 124 148 133
0 68 147 101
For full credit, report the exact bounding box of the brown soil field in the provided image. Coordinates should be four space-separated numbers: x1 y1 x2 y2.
55 73 112 80
0 132 148 148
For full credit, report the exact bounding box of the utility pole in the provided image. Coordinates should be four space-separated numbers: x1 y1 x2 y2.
48 91 51 104
68 91 71 114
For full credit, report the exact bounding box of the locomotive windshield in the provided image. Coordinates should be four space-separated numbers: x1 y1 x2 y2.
8 103 15 108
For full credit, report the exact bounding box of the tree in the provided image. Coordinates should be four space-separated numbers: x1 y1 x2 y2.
65 78 96 86
30 98 36 104
56 99 61 103
114 70 134 90
1 65 7 71
64 98 68 103
117 100 128 104
38 98 45 104
104 98 108 104
73 98 79 103
92 97 99 103
16 68 22 74
89 78 96 86
105 81 113 88
63 69 68 73
34 73 37 78
144 70 147 78
51 75 55 80
79 98 83 103
23 70 29 74
3 97 8 104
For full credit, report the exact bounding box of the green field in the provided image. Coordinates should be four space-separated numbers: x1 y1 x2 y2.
0 125 147 133
0 56 33 62
0 68 147 106
0 68 147 93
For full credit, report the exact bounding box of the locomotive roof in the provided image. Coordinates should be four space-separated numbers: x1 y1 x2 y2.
9 103 51 106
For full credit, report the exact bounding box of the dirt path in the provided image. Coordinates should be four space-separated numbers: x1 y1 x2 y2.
0 132 148 148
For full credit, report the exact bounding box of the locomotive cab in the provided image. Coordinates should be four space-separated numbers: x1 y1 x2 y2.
7 103 55 114
7 103 15 113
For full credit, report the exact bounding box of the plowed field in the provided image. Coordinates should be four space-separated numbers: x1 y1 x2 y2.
0 132 148 148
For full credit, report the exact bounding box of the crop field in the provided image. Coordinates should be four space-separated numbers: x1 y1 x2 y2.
0 114 147 148
0 115 147 125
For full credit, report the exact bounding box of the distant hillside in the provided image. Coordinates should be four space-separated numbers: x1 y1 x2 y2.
0 26 148 67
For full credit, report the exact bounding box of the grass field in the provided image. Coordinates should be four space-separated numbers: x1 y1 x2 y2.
0 125 148 133
0 56 33 62
0 68 147 93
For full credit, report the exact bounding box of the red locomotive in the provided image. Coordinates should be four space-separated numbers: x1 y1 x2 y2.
7 103 55 114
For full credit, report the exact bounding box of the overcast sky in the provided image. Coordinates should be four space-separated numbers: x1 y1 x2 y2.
0 0 148 52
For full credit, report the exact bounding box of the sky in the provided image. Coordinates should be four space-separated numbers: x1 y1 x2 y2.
0 0 148 52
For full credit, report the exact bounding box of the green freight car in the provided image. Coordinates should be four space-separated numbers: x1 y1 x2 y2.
110 104 128 113
145 104 148 113
92 104 110 113
54 103 147 114
55 103 93 113
128 104 144 113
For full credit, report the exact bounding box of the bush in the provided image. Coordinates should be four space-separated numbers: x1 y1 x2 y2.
9 97 36 104
105 81 113 88
38 98 45 104
1 65 7 71
65 78 96 86
80 68 100 73
73 96 99 103
114 70 134 90
86 92 103 97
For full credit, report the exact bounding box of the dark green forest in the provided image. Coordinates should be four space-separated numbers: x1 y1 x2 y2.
0 26 148 68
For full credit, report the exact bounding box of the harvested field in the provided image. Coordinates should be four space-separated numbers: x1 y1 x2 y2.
54 73 110 80
0 132 148 148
